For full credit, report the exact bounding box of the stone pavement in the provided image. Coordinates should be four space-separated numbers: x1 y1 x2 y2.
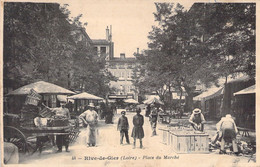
19 112 256 167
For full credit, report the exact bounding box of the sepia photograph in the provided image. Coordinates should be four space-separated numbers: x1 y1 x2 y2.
0 0 258 166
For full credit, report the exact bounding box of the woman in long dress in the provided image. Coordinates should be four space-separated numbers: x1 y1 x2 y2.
131 108 144 149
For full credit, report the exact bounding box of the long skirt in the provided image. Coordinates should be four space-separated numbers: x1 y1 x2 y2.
131 126 144 139
86 125 97 146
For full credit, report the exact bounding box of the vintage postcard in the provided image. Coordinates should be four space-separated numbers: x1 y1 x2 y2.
0 0 259 166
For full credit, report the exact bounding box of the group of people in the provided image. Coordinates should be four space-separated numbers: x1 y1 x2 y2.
59 102 240 155
117 109 144 149
189 108 239 155
117 104 162 149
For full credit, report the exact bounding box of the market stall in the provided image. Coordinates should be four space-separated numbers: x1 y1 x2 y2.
4 81 78 154
124 99 139 112
68 92 104 114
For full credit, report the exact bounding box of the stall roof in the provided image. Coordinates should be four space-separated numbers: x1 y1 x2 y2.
234 85 255 96
7 81 75 96
194 87 224 101
143 97 164 105
124 99 139 104
68 92 103 100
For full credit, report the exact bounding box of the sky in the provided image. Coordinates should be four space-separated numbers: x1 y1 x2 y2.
64 0 193 57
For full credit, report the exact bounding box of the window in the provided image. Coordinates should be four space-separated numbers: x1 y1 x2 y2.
119 64 125 69
101 47 106 55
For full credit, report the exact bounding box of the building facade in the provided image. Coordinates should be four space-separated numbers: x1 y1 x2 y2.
92 26 114 60
90 26 138 100
107 53 137 100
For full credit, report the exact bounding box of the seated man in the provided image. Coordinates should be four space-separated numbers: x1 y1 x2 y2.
189 108 206 131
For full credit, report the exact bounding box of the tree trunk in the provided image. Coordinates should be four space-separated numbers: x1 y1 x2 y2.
184 85 194 113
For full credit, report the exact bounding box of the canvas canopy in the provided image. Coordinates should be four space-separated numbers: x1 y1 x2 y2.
124 99 139 104
143 97 164 105
194 87 224 101
68 92 103 100
7 81 75 96
234 85 255 96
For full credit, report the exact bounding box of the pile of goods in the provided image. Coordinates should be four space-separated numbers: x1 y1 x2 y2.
20 89 69 128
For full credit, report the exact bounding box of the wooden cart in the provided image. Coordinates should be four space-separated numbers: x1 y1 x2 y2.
4 114 80 154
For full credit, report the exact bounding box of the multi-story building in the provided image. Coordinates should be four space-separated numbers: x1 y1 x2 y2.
86 26 137 100
74 25 137 100
92 26 114 60
107 53 137 100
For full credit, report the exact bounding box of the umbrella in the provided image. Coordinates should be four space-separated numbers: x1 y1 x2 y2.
68 92 103 100
143 97 164 105
124 99 139 104
7 81 75 96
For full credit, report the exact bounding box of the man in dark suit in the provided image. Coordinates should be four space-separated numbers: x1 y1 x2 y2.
117 111 130 145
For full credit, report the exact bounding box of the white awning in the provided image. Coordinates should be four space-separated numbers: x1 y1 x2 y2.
234 85 255 96
194 87 224 101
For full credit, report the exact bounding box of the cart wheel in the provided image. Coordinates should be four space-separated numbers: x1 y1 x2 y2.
4 126 28 153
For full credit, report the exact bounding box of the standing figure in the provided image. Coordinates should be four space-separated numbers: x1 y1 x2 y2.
217 114 238 155
189 108 206 131
149 105 158 136
131 108 144 149
117 111 130 145
55 102 71 152
105 104 114 124
79 103 99 147
145 104 151 117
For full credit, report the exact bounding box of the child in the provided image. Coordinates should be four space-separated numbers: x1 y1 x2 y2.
131 108 144 149
117 111 130 145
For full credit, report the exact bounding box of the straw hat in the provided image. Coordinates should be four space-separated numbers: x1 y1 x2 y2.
89 103 95 108
192 108 201 114
226 114 232 118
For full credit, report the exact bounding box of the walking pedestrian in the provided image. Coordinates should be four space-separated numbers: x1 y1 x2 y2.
217 114 239 155
131 108 144 149
79 103 99 147
117 111 130 145
149 105 158 136
189 108 206 132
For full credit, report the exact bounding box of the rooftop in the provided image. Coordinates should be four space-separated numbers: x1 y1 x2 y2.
92 39 111 45
108 57 136 62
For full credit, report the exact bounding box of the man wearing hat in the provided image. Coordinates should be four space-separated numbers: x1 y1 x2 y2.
189 108 206 131
55 102 71 152
217 114 238 155
79 103 98 147
117 111 130 145
149 104 159 136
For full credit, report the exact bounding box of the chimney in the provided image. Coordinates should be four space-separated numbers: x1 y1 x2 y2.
137 48 139 54
110 25 112 41
120 53 125 59
106 26 109 41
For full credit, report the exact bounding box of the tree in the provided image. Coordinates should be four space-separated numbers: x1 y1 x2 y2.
4 3 75 89
134 3 255 113
4 2 117 98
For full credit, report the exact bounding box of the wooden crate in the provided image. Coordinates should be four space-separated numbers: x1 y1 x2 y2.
169 131 209 154
159 128 169 145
